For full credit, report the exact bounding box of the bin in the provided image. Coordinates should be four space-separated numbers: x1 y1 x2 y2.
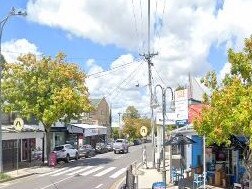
152 182 165 189
49 152 57 167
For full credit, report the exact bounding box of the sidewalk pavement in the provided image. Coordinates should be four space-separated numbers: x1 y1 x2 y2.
134 162 226 189
3 165 57 181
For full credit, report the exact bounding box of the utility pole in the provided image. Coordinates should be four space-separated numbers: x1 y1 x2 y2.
140 0 158 169
118 112 122 138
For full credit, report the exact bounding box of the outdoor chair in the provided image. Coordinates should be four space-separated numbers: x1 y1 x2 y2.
193 173 203 189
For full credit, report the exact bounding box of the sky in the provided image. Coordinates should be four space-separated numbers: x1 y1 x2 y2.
1 0 252 123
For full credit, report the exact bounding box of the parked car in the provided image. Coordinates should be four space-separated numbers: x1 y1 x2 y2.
53 144 78 163
106 143 113 151
78 144 96 158
95 142 108 153
113 139 129 154
133 139 142 145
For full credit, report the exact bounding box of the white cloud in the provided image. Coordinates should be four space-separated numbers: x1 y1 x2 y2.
2 39 41 63
219 62 231 80
25 0 252 120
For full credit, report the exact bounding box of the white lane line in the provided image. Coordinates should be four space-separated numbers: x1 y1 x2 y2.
95 184 103 188
79 166 104 176
94 167 116 177
109 168 126 179
40 175 75 189
52 166 82 176
67 166 94 175
38 168 68 177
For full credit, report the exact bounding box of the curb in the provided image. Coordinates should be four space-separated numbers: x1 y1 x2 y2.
109 176 125 189
0 173 35 183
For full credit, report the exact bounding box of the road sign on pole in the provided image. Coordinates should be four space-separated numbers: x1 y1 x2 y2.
140 126 148 137
14 118 24 131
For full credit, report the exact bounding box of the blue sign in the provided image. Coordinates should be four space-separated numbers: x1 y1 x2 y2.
152 182 165 189
175 119 188 126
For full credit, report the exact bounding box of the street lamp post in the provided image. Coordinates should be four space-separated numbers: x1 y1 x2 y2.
0 7 26 172
153 85 174 188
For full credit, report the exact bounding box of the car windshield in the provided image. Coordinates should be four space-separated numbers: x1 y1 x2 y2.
54 146 64 151
115 140 123 143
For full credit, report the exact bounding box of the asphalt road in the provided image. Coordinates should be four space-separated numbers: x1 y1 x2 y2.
0 143 152 189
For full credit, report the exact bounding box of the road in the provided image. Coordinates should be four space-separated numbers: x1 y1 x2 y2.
0 143 152 189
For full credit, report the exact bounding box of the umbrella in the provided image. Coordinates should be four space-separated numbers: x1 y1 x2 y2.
165 133 196 146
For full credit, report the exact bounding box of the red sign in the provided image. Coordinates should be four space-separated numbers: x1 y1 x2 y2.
188 104 204 123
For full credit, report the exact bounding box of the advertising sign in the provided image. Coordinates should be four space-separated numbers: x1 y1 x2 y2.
175 89 189 126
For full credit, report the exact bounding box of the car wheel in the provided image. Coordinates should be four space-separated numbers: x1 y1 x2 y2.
114 150 117 154
75 152 79 160
65 154 70 163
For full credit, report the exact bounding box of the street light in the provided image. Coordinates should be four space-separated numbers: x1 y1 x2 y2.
0 7 27 172
153 84 174 188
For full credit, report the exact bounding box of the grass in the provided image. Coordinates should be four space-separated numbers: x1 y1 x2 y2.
0 173 11 181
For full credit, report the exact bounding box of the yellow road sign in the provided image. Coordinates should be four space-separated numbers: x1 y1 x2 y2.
140 126 148 137
14 118 24 131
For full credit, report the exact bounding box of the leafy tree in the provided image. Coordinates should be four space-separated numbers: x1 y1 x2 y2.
122 106 150 140
194 36 252 183
122 106 140 120
2 53 92 158
111 127 119 139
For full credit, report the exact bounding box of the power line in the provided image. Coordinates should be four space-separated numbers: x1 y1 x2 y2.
87 60 138 78
153 65 166 85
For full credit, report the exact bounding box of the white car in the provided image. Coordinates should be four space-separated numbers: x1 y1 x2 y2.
113 139 129 154
53 144 78 162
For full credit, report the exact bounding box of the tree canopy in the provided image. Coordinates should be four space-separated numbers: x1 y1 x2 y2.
2 53 92 131
194 36 252 147
122 106 150 140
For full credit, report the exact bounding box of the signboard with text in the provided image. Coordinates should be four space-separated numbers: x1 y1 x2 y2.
156 112 176 125
175 89 188 126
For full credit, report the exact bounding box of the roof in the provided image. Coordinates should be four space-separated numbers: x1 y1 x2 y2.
2 124 44 133
70 123 107 129
90 98 102 108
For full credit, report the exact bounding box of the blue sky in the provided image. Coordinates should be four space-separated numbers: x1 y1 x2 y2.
1 0 251 121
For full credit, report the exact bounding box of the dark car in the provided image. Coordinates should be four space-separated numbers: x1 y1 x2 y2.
78 144 96 158
133 139 142 145
95 142 108 153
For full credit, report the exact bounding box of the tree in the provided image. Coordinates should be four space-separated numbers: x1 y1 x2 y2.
122 106 140 120
194 36 252 185
2 53 92 159
122 106 150 140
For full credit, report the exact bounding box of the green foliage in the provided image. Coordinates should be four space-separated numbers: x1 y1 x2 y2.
112 127 119 139
122 106 140 120
194 36 252 147
122 106 150 140
2 52 92 130
0 173 11 181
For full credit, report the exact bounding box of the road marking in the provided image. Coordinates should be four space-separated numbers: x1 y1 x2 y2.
95 184 103 188
52 166 82 176
40 175 75 189
79 166 104 176
67 166 93 175
94 167 116 177
38 168 68 177
109 167 126 179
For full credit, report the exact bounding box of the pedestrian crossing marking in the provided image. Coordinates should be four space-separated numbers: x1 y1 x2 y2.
109 168 126 179
79 166 104 176
67 166 94 176
52 166 82 176
38 168 68 177
94 167 116 177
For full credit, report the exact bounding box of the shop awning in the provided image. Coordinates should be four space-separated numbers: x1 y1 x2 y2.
67 124 107 136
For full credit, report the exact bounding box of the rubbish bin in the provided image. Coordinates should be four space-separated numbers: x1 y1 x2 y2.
152 182 165 189
49 152 57 167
